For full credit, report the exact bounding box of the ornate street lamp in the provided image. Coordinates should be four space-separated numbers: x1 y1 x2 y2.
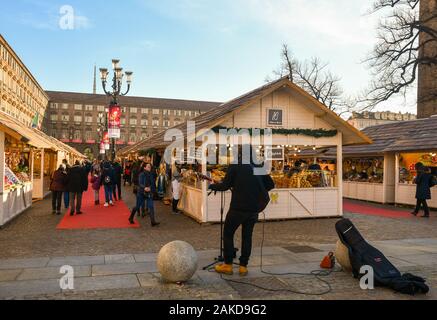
99 59 133 160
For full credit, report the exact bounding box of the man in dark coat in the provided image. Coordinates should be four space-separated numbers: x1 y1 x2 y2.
412 163 435 218
67 160 87 216
112 161 123 201
209 145 275 276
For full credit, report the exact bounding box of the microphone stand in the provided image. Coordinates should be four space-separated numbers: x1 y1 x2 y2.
202 189 239 270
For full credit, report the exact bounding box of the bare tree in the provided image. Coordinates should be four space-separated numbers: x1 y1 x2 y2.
269 44 353 115
363 0 437 109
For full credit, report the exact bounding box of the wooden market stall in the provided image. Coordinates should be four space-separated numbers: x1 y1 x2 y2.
119 77 371 223
328 117 437 208
0 111 87 226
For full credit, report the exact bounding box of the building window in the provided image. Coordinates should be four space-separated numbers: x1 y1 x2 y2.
74 104 83 111
152 109 160 115
130 118 137 126
174 110 182 116
97 105 105 112
85 115 93 123
61 129 68 139
120 131 127 143
163 119 170 128
130 107 137 113
74 130 81 140
74 115 82 122
50 114 58 121
51 103 58 109
85 130 93 140
152 118 159 127
85 105 94 111
62 104 69 110
129 132 137 142
141 108 149 114
141 132 148 140
61 114 70 122
141 119 148 126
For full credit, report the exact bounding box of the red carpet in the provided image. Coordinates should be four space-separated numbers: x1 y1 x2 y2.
344 200 414 219
57 184 140 230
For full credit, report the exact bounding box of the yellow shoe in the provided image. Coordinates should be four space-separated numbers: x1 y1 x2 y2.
239 266 248 276
215 264 233 275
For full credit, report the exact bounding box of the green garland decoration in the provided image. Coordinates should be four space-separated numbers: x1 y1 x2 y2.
212 126 338 138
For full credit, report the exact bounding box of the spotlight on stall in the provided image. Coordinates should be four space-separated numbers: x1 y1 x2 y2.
157 241 198 283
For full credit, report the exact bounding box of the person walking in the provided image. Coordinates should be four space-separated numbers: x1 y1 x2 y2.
411 163 435 218
62 159 71 210
209 146 275 276
67 160 87 216
50 164 68 215
112 160 123 201
129 163 160 227
123 162 132 186
131 161 146 216
101 161 115 207
171 171 181 214
91 168 102 205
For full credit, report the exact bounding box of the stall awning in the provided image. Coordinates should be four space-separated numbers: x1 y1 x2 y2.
0 111 86 158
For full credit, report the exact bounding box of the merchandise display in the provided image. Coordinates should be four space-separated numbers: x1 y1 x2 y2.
399 153 437 184
343 158 384 183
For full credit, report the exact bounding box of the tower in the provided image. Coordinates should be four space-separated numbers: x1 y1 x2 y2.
93 64 97 94
417 0 437 118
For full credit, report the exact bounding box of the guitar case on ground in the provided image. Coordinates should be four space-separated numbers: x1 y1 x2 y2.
335 218 429 295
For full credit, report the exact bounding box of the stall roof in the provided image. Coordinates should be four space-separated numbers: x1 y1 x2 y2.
0 111 86 158
321 116 437 156
118 77 371 156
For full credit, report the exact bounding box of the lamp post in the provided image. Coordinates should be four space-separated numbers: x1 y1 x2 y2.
99 59 133 161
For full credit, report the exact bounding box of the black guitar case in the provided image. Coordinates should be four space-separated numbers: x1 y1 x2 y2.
335 218 429 295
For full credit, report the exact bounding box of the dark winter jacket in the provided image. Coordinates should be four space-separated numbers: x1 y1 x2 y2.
209 164 275 214
50 169 67 192
67 165 88 193
415 172 435 200
113 162 122 183
138 171 156 194
101 165 115 186
91 174 101 191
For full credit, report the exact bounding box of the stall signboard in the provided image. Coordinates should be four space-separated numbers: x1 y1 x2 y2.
103 131 110 150
99 141 105 154
108 105 121 139
265 147 284 161
267 109 283 126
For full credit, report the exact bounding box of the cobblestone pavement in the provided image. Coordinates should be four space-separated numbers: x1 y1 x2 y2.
0 186 436 259
0 240 436 300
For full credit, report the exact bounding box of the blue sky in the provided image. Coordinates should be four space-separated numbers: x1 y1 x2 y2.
0 0 417 113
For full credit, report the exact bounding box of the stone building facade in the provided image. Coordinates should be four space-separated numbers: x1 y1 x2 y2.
348 111 417 130
0 34 48 129
417 0 437 118
44 91 221 158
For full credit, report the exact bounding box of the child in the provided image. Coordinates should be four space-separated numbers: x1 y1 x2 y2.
171 171 181 214
90 169 101 205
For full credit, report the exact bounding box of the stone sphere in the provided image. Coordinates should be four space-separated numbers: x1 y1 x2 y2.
335 240 353 273
157 241 198 283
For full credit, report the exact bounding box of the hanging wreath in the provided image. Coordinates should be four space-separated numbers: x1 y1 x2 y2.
212 126 338 138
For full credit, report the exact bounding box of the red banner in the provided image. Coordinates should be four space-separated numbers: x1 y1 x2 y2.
108 104 121 139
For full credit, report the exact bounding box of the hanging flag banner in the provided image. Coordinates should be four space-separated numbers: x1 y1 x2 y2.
108 104 121 138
